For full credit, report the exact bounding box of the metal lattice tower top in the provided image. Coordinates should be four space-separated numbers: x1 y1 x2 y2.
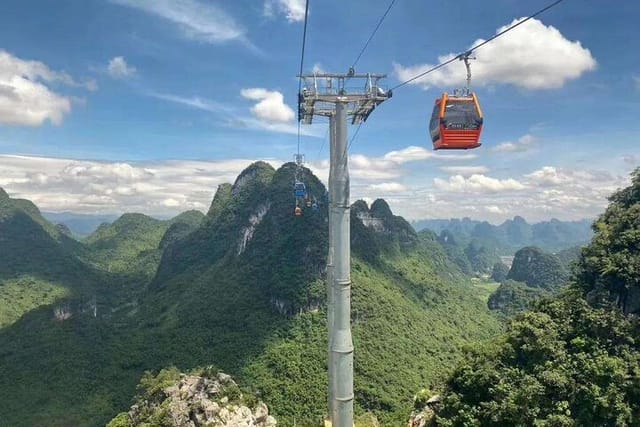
298 72 392 125
294 153 305 167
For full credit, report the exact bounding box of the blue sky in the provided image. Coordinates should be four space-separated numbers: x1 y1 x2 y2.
0 0 638 222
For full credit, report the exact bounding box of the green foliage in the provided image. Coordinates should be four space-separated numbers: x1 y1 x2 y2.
488 280 547 317
435 170 640 426
436 292 640 426
464 240 498 273
0 276 69 327
490 261 509 282
507 246 569 290
106 413 131 427
576 167 640 314
138 367 181 400
83 211 204 278
0 164 503 427
469 279 500 304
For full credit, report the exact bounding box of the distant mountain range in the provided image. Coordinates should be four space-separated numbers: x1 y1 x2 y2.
0 164 501 426
412 216 593 254
42 211 120 237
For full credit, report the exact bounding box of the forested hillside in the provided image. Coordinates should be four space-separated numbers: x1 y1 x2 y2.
0 164 501 427
428 168 640 426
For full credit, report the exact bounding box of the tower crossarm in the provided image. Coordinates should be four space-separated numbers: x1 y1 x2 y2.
297 72 392 124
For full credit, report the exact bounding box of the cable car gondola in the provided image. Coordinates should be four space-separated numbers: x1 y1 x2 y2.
429 53 483 150
430 93 482 150
294 182 307 198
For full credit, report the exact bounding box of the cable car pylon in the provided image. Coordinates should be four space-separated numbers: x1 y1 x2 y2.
298 71 391 426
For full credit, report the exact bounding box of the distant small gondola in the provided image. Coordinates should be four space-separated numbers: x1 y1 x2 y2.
429 92 483 150
294 182 307 198
294 206 302 217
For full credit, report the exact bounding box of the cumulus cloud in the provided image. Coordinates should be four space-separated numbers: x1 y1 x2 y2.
307 146 477 184
0 50 97 126
493 134 537 152
110 0 250 45
439 165 489 175
0 154 282 215
264 0 306 22
524 166 615 188
394 18 596 90
107 56 136 78
433 174 525 193
0 154 631 224
367 182 408 193
241 88 295 123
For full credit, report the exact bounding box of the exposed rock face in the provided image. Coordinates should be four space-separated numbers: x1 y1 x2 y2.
238 203 270 255
407 393 441 427
117 371 277 427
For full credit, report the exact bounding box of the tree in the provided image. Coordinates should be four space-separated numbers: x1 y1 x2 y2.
434 168 640 426
576 167 640 314
436 292 640 426
507 246 568 290
490 262 509 282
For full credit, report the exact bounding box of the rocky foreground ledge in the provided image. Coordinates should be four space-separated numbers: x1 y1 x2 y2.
107 368 276 427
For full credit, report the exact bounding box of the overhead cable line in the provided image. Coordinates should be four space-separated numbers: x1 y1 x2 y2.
351 0 397 70
314 0 396 163
390 0 566 91
337 0 397 160
296 0 310 156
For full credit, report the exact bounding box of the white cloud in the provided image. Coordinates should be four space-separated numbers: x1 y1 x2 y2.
241 88 295 123
150 90 320 137
622 154 638 166
394 18 596 90
634 75 640 90
0 155 631 224
0 50 96 126
492 134 536 152
0 154 278 215
439 165 489 175
524 166 613 188
110 0 249 45
367 182 408 193
150 92 231 114
107 56 136 78
434 174 525 193
264 0 306 22
484 205 507 215
307 145 477 183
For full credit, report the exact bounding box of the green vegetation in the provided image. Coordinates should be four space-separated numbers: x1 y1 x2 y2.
0 276 69 327
469 279 500 303
506 246 569 290
576 168 640 314
83 210 204 278
487 279 547 317
490 261 509 282
434 168 640 426
0 163 503 427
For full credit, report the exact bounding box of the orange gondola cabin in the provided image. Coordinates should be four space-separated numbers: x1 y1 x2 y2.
429 92 483 150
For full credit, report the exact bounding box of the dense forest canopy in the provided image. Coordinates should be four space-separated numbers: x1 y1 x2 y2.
432 168 640 426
